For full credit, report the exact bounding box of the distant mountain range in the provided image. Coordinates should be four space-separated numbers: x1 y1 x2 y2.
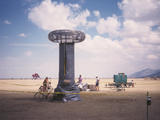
129 68 160 78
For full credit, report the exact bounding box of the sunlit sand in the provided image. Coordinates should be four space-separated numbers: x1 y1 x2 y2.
0 78 160 93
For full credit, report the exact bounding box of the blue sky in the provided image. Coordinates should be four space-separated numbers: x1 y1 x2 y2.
0 0 160 78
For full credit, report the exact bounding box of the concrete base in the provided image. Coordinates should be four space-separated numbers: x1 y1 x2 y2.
53 84 80 102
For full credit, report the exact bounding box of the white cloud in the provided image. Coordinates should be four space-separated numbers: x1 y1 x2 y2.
28 0 90 30
120 20 151 38
35 61 58 77
86 21 96 28
25 51 32 56
117 0 160 46
96 15 120 37
68 3 80 9
25 0 160 77
118 0 160 26
75 31 160 77
10 43 53 48
71 9 90 26
93 10 100 17
4 20 11 24
147 54 158 60
18 33 27 37
76 34 134 75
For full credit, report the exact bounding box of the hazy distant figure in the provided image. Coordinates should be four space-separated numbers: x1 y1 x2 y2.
32 73 40 80
131 80 134 87
95 76 100 91
78 74 83 83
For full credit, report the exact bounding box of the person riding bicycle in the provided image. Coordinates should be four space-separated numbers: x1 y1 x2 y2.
34 77 53 99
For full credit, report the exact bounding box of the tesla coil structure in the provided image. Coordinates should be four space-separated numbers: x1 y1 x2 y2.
48 29 85 102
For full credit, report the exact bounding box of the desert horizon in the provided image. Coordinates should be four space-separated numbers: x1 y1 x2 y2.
0 78 160 93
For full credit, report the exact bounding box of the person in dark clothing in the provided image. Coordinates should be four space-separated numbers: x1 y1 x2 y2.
95 76 100 91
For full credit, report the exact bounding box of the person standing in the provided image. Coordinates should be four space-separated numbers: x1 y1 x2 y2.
78 74 83 83
131 80 134 87
95 76 100 91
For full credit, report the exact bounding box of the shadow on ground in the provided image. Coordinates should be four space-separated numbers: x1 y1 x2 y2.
0 91 160 120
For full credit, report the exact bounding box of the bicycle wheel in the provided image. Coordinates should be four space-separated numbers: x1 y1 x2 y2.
33 92 44 100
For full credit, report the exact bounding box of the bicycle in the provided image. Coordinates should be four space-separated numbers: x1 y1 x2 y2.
34 85 54 100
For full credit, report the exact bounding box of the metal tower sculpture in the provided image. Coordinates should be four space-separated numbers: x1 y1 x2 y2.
48 29 85 102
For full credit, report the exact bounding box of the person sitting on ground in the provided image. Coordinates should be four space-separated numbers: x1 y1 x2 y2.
95 76 100 91
43 77 49 92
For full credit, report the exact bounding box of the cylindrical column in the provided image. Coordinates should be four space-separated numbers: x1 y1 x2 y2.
58 43 74 86
65 43 74 85
58 43 65 86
